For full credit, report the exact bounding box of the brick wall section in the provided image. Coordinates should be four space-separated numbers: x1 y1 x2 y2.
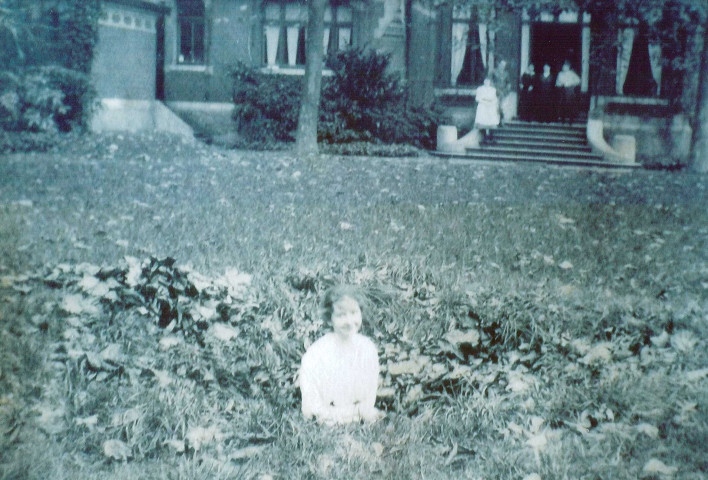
93 3 161 99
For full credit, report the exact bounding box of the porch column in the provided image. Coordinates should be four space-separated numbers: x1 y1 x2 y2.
520 20 530 76
581 13 590 92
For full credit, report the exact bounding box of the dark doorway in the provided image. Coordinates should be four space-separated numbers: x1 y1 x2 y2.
530 22 582 76
156 15 165 101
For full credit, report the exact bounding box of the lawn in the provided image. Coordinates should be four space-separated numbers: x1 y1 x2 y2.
1 133 707 479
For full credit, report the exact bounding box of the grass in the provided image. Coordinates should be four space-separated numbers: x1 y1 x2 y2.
1 135 707 479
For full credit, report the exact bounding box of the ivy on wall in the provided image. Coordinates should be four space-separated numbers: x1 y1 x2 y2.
0 0 101 137
0 0 101 72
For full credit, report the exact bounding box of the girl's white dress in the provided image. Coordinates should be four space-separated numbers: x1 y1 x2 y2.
299 332 379 424
474 84 500 129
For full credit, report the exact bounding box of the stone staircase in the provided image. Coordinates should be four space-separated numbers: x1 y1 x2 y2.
434 120 639 168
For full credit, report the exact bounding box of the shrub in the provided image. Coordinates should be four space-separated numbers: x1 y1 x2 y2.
230 62 301 145
230 49 445 150
0 66 96 134
0 130 62 154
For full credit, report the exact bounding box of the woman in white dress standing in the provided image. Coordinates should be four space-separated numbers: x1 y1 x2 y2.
474 78 500 141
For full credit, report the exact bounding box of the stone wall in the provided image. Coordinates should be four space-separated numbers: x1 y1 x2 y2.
597 97 692 167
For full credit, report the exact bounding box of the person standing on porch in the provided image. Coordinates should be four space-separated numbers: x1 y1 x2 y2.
474 78 500 141
556 60 581 124
537 64 555 123
519 64 537 121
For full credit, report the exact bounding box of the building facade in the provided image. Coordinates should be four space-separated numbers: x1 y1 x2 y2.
157 0 671 108
92 0 691 163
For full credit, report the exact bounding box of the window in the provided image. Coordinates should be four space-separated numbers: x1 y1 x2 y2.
616 26 662 96
450 5 488 86
177 0 206 65
263 0 353 68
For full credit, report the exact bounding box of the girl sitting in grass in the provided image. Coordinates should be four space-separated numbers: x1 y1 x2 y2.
299 285 382 425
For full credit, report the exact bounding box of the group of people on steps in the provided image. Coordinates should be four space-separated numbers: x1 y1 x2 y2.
474 60 581 141
519 61 581 123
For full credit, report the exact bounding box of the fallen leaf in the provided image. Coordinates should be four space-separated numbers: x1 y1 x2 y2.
685 368 708 382
372 442 384 457
78 275 110 297
159 335 182 350
529 416 545 433
523 474 542 480
445 329 479 345
103 439 131 461
75 415 99 428
388 357 428 376
671 330 697 353
219 268 252 299
100 343 123 363
85 352 103 371
642 458 677 477
526 432 547 450
208 323 239 342
444 364 472 380
559 261 573 270
650 331 670 348
151 369 172 387
185 425 224 452
164 439 185 453
404 384 423 404
61 294 100 316
229 445 266 460
507 422 524 436
194 304 217 320
34 403 66 434
124 256 142 287
506 371 535 393
339 222 354 230
579 343 613 365
377 387 396 398
112 407 142 426
635 423 659 438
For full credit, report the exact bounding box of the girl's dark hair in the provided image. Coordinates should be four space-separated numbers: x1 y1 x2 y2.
320 285 366 323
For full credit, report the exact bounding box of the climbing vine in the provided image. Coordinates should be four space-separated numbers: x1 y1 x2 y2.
0 0 101 139
0 0 101 72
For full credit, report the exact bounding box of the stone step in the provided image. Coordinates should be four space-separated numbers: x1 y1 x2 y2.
472 145 599 159
488 139 593 151
431 150 638 169
491 132 588 144
497 125 586 137
506 119 587 129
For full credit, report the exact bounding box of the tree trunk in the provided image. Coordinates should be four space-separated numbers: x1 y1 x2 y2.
689 21 708 173
295 0 326 155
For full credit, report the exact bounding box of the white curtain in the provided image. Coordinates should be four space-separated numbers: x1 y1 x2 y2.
286 26 299 66
478 23 487 69
617 28 634 94
451 23 469 85
487 27 495 72
338 27 352 50
265 25 280 66
649 43 662 95
323 27 330 54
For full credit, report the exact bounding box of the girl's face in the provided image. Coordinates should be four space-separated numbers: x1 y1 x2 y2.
331 296 362 340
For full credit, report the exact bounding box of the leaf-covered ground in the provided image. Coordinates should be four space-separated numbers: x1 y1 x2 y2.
1 132 707 479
